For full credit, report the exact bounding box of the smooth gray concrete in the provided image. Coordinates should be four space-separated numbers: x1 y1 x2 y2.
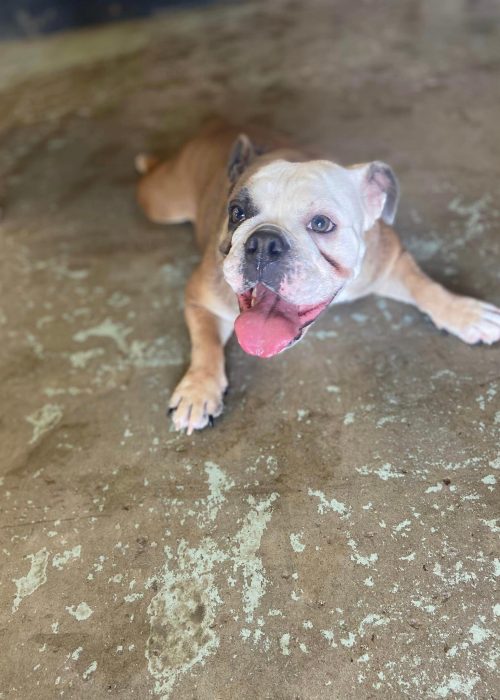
0 1 499 698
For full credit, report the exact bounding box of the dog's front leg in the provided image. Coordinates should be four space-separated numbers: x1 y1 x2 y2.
168 271 233 434
374 248 500 345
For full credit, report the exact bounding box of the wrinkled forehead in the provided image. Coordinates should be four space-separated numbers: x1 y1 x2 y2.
244 159 361 222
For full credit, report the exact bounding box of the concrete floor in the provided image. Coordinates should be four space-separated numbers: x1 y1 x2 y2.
1 1 499 697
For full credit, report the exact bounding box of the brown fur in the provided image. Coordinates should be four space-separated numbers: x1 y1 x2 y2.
136 123 500 434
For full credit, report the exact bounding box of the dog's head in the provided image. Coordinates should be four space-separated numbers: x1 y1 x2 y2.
221 134 399 358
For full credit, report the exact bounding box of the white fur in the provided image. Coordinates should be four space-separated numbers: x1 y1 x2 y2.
223 160 371 306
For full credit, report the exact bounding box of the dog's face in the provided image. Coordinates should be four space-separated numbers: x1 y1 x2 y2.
222 136 399 358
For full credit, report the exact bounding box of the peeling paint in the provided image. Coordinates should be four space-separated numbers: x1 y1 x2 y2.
290 532 305 553
73 318 132 353
321 629 337 648
347 539 378 568
232 493 279 623
124 593 144 603
393 519 412 533
197 462 235 526
146 470 279 698
432 672 480 698
69 348 105 368
433 562 477 586
66 602 93 620
469 623 492 645
146 538 227 699
82 661 97 680
12 548 49 612
425 483 443 494
344 412 355 425
481 519 499 534
26 404 63 444
377 415 397 428
308 488 350 518
279 633 291 656
356 463 404 480
340 632 356 648
52 545 81 570
358 613 389 636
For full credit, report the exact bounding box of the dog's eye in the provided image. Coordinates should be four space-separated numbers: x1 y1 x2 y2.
229 204 246 225
307 215 336 234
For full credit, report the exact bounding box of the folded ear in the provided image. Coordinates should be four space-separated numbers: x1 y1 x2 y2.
349 161 400 228
227 134 256 184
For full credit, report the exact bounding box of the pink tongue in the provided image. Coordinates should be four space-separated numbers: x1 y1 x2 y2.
235 287 301 358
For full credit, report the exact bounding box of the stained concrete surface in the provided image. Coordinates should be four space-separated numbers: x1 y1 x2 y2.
0 1 499 697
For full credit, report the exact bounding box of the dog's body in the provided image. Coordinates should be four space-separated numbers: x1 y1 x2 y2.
137 121 500 434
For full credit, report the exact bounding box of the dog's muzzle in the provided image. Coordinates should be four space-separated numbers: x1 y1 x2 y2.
243 225 290 288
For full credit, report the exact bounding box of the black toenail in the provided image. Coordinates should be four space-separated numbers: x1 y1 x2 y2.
208 415 214 427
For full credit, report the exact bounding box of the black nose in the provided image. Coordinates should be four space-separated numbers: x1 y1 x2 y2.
244 228 289 269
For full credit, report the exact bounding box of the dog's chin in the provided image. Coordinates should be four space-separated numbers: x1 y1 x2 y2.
233 282 333 358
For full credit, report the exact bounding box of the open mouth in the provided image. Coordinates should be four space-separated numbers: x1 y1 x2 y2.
235 283 332 358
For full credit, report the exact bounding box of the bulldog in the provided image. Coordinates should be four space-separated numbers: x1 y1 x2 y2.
136 121 500 434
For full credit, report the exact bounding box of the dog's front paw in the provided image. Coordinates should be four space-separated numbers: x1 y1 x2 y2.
437 297 500 345
168 370 227 435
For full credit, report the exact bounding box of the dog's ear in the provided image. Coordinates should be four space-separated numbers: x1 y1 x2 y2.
349 161 400 228
227 134 256 184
